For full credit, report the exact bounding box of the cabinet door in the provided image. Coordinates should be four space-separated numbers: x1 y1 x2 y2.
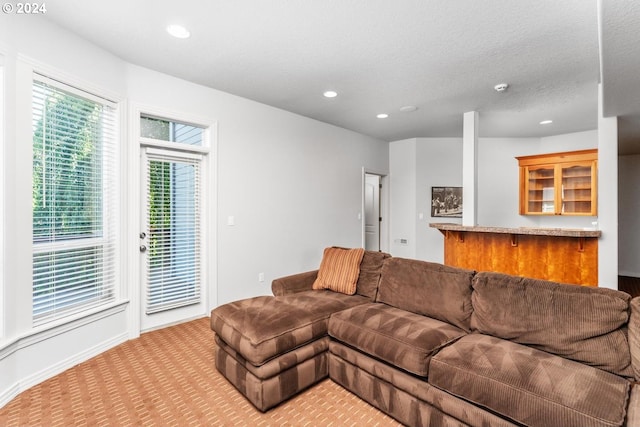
524 165 556 215
560 161 596 215
517 149 597 216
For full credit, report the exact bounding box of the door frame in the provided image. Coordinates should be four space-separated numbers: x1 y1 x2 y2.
361 168 389 253
126 103 217 338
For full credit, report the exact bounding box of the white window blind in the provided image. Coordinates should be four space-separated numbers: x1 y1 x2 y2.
32 77 119 325
145 151 201 314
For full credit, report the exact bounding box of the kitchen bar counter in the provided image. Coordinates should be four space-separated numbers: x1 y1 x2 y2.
429 223 600 286
429 223 601 238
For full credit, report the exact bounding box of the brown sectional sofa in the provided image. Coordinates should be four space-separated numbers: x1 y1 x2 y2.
210 251 640 426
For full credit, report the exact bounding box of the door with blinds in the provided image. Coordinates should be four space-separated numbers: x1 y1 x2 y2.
141 147 203 329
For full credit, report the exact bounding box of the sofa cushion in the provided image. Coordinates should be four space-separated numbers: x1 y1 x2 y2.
216 334 330 380
211 290 369 365
328 303 467 377
312 247 365 295
471 271 633 377
376 258 475 331
329 341 518 427
356 250 391 300
429 334 630 427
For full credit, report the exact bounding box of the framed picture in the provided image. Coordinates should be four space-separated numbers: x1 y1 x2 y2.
431 187 463 218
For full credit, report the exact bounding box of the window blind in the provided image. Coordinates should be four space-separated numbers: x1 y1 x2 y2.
145 153 201 314
32 78 119 325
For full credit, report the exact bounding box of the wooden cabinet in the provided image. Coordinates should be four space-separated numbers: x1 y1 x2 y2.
517 149 597 216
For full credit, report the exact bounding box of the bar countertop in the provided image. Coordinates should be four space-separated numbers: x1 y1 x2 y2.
429 223 601 238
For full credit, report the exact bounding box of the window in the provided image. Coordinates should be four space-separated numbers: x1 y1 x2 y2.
32 77 119 325
144 150 201 314
140 115 203 146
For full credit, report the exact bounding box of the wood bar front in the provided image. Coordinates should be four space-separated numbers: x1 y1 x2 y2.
429 223 600 286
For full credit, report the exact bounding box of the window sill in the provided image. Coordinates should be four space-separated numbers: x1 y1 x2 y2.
0 300 129 360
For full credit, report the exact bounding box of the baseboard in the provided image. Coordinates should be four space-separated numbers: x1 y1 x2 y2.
0 384 20 410
21 332 129 391
0 332 129 408
619 270 640 278
0 302 130 409
141 314 208 334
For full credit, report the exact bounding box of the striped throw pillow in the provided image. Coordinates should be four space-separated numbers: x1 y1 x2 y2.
312 247 365 295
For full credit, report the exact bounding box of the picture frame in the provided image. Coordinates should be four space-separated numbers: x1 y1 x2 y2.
431 186 463 218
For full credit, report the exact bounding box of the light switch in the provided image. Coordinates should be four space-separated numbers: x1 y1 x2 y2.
227 216 235 226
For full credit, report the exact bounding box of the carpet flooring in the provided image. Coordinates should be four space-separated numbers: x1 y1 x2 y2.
0 317 401 426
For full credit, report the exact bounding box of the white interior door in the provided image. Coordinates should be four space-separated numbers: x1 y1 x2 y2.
364 173 381 251
140 147 205 331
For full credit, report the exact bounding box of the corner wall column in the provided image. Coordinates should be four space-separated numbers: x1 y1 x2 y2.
462 111 478 226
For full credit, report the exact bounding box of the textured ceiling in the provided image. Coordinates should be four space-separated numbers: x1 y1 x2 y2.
41 0 639 151
600 0 640 154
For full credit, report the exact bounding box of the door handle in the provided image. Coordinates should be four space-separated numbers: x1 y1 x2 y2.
140 245 147 253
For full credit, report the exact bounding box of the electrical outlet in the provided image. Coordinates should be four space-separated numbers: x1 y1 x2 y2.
258 272 265 282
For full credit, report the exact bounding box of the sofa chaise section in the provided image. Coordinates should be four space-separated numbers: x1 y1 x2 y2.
210 249 390 411
211 291 370 411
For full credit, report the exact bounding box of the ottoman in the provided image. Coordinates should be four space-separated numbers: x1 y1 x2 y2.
210 290 370 411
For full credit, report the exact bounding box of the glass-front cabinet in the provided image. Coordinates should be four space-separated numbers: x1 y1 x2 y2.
517 149 597 216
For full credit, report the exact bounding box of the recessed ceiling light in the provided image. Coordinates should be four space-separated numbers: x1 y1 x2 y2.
323 90 338 98
539 120 553 125
400 106 418 113
376 113 389 119
494 83 509 92
167 24 191 39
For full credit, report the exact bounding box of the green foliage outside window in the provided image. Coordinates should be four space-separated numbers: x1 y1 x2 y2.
32 85 103 242
32 81 115 321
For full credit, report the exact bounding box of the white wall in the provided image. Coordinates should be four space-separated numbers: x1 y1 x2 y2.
126 65 388 306
619 154 640 277
416 138 463 263
389 139 417 258
0 14 389 407
477 131 598 230
391 130 601 263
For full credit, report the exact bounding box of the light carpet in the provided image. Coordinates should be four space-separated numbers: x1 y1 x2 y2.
0 317 401 426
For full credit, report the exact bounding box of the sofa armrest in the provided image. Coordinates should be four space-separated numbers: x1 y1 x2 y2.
271 270 318 296
627 383 640 427
629 297 640 381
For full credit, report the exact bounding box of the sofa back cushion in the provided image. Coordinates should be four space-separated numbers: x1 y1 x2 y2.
471 271 633 377
376 258 475 331
356 250 391 300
